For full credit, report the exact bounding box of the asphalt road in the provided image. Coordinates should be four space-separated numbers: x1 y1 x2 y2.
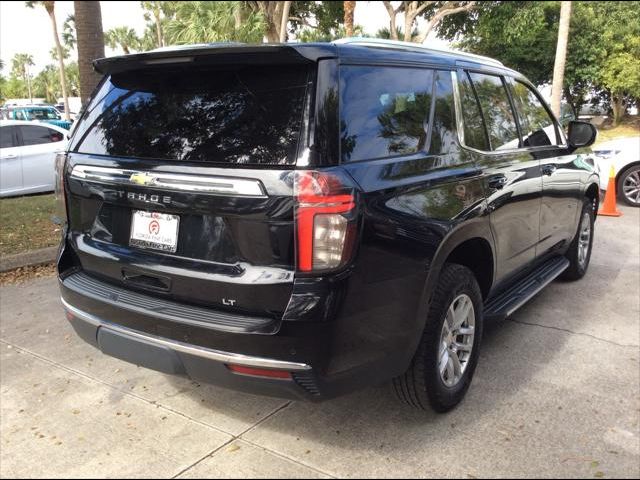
1 205 638 478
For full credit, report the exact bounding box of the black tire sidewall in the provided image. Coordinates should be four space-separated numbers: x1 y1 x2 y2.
575 199 595 277
421 265 484 412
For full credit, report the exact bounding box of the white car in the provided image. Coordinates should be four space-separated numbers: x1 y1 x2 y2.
0 120 69 197
593 136 640 207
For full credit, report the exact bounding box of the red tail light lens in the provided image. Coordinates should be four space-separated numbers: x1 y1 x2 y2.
295 171 357 272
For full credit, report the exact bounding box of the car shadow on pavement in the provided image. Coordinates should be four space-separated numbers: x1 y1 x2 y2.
163 308 571 452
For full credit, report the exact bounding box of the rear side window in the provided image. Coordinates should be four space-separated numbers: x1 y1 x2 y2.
465 72 520 151
340 66 434 162
458 72 489 151
430 71 456 155
19 125 63 146
0 126 17 148
73 65 310 165
509 80 559 147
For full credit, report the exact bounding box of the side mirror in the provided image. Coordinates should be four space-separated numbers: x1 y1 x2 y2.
567 120 597 150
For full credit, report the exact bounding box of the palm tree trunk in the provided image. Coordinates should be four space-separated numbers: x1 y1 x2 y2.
154 9 163 47
551 1 572 118
344 1 356 38
74 1 105 107
25 67 33 103
47 7 70 120
279 1 292 42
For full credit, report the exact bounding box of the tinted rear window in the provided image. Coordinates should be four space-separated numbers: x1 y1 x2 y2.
72 65 310 165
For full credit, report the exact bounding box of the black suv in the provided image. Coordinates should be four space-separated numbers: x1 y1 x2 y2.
56 39 599 412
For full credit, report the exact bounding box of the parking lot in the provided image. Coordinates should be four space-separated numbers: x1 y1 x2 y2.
1 205 638 478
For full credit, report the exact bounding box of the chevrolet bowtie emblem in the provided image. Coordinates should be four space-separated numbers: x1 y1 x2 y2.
129 172 155 186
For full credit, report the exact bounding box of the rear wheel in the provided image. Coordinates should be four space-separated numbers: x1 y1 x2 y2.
393 263 483 413
561 198 594 281
617 165 640 207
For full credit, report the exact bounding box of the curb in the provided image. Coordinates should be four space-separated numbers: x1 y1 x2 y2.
0 247 58 273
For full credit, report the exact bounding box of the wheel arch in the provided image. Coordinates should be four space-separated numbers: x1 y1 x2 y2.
412 220 496 343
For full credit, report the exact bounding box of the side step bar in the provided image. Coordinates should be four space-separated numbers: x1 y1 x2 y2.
484 256 569 321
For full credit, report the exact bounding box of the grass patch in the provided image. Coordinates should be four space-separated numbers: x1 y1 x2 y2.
0 194 61 256
595 116 640 145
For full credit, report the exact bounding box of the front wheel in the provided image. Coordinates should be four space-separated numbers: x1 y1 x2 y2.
393 263 483 413
561 198 595 281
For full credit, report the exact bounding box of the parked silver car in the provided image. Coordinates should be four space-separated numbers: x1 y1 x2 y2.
0 120 69 197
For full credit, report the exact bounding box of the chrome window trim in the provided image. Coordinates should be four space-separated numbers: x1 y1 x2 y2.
70 165 267 197
61 297 311 371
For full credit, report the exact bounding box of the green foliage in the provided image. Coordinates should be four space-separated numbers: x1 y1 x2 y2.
33 65 59 102
289 1 344 38
11 53 34 82
49 45 70 61
1 76 29 100
374 26 419 41
105 26 142 54
62 14 76 49
165 1 266 44
437 1 640 118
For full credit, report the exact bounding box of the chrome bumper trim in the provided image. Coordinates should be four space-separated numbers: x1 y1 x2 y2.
61 297 311 371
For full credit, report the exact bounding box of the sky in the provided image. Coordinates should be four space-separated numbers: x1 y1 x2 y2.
0 1 450 75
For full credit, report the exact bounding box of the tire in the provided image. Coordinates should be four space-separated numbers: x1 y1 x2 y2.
617 165 640 207
393 263 483 413
560 197 595 281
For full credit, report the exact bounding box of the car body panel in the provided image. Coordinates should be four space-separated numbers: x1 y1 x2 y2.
56 40 600 400
0 120 68 197
592 136 640 190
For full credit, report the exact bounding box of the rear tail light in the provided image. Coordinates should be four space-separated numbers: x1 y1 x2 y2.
294 170 358 272
53 152 67 225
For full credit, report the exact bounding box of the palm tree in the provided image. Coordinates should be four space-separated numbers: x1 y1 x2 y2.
62 14 76 49
343 1 356 37
165 2 265 44
73 1 105 106
551 1 572 118
25 1 70 120
34 65 59 103
50 45 70 61
11 53 35 103
105 27 140 54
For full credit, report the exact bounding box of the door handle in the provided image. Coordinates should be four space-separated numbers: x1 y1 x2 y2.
542 164 557 176
3 154 18 159
487 174 508 190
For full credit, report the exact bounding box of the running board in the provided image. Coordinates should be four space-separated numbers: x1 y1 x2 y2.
484 256 569 321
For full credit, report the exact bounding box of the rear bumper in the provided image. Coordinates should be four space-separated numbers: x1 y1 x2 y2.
61 297 319 400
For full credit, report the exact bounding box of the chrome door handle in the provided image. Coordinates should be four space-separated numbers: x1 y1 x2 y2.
542 164 557 176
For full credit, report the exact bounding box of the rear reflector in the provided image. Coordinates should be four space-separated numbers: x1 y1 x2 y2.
226 364 292 379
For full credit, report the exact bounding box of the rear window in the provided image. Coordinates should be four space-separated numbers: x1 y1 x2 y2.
72 65 310 165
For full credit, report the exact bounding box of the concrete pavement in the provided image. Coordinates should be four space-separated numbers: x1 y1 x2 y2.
1 205 638 478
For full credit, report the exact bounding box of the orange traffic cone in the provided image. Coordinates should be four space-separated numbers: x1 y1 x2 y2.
598 165 622 217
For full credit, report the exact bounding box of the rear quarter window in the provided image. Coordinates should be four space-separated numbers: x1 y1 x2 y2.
72 65 310 165
340 66 434 162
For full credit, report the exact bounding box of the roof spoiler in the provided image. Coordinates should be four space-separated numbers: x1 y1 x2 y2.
93 43 337 75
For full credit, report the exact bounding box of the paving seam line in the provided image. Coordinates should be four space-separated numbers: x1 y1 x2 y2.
0 339 230 435
1 338 336 479
508 319 639 348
